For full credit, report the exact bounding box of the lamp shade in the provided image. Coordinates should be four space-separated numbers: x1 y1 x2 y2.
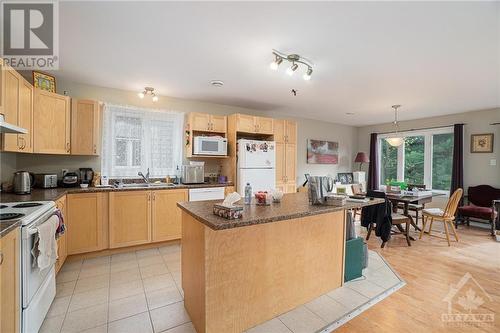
354 152 369 164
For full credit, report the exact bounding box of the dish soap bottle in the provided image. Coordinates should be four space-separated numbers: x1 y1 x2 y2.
244 183 252 205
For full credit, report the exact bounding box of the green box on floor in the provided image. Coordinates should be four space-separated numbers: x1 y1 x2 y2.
344 237 364 282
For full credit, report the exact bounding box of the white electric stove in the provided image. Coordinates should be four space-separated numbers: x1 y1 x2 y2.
1 201 57 333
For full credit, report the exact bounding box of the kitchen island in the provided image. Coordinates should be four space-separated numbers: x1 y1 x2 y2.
177 192 383 333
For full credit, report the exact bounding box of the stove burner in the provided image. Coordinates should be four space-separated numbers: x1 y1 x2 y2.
0 205 7 209
0 213 25 221
12 202 43 208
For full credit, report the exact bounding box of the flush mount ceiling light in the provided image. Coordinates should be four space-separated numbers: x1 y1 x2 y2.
386 105 404 147
138 87 158 102
210 80 224 87
270 50 313 81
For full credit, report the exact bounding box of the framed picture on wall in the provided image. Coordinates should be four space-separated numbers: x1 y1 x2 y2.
32 71 57 93
307 139 339 164
470 133 494 153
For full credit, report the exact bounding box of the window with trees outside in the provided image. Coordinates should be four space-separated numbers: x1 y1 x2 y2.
378 127 454 193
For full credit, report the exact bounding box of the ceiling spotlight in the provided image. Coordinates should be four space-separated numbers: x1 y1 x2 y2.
286 63 298 76
270 50 314 80
269 56 283 70
138 87 158 102
303 67 313 81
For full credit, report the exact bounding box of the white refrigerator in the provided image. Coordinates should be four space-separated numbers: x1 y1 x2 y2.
237 139 276 195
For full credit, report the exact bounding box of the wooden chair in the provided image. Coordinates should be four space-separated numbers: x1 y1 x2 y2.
398 184 426 227
419 188 463 246
351 184 363 219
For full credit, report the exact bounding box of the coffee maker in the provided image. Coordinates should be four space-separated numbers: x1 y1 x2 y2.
79 168 94 185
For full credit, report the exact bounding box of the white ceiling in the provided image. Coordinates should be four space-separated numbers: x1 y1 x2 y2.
56 1 500 126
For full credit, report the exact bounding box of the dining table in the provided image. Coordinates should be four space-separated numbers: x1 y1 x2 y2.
385 192 445 231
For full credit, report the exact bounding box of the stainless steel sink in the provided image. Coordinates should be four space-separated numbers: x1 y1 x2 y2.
120 182 176 188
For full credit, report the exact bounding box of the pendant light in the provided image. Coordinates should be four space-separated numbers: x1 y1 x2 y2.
386 105 404 147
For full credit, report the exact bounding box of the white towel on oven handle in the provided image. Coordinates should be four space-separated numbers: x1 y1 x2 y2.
36 215 59 270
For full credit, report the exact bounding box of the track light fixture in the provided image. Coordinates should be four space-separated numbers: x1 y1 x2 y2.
138 87 158 102
270 50 314 80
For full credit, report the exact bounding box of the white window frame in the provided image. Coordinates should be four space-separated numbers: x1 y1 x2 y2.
377 126 453 194
101 104 184 178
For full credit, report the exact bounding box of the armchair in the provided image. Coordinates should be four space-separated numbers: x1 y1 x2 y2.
457 185 500 235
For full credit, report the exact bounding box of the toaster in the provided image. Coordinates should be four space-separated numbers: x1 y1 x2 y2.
34 173 58 188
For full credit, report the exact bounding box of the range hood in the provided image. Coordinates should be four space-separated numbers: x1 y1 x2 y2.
0 114 27 134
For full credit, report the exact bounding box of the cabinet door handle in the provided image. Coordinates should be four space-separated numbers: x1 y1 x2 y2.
0 252 3 265
66 142 70 152
93 144 97 154
153 192 156 200
22 137 26 149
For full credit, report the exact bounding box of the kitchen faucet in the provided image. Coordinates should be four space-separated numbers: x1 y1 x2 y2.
138 168 150 183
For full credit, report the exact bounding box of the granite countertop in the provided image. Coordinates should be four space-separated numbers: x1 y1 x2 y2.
0 182 234 203
0 220 21 238
177 192 385 230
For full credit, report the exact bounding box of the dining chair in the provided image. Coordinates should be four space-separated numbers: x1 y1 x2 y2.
419 188 463 246
398 184 426 227
351 184 363 219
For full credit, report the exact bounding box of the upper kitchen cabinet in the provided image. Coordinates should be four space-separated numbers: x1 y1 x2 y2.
33 89 71 154
273 119 297 144
189 112 227 133
71 99 101 155
234 114 274 135
1 63 33 153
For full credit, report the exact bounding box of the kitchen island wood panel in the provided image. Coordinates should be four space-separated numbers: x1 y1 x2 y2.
181 207 346 333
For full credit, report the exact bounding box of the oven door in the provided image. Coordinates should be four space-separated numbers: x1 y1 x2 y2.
21 209 57 308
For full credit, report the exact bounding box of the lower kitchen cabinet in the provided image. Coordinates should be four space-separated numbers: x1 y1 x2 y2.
55 196 67 273
67 193 105 255
152 189 188 242
109 191 151 248
0 228 20 333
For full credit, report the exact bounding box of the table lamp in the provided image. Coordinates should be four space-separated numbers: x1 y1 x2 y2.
354 152 369 171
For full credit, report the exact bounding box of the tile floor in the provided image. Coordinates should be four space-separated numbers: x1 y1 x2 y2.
40 244 404 333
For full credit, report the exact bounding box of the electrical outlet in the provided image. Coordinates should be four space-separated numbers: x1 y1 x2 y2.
490 159 497 166
61 169 68 176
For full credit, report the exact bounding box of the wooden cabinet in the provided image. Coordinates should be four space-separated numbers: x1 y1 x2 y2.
256 116 274 134
273 119 297 144
55 196 67 274
71 99 101 155
224 186 235 196
152 189 188 242
18 80 33 152
33 89 71 154
274 120 297 193
1 65 33 153
189 112 227 133
109 191 151 248
0 228 20 333
235 114 274 134
67 193 105 255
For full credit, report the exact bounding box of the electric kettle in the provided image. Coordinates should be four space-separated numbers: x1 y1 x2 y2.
13 171 34 194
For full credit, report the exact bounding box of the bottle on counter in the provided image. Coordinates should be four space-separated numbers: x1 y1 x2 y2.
244 183 252 205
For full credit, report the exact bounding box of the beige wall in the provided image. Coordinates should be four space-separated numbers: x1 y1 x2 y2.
356 108 500 191
2 80 357 185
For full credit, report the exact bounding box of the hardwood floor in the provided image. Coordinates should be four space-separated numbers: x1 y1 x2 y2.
335 223 500 333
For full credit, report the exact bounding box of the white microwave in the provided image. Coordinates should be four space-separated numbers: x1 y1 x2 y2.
193 136 227 156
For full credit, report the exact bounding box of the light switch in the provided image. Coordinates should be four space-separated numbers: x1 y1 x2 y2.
490 159 497 166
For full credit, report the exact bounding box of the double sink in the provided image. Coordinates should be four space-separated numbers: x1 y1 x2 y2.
119 182 179 189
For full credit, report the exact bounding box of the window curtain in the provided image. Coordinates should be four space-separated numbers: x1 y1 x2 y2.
450 124 464 194
101 104 184 178
367 133 378 190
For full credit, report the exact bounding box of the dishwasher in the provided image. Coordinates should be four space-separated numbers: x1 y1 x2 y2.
188 187 225 202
